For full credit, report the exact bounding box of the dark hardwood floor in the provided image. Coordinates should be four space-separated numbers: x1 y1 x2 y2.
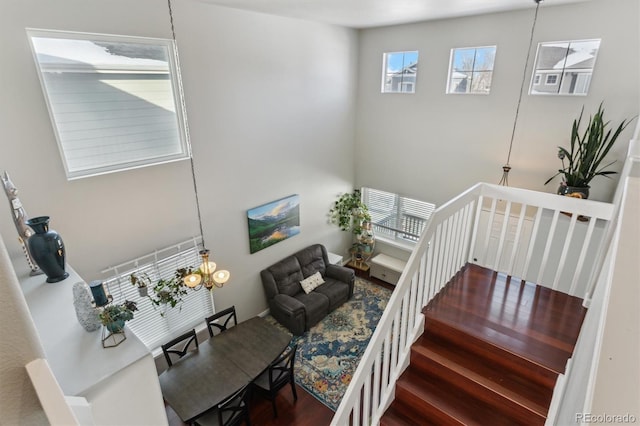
166 271 395 426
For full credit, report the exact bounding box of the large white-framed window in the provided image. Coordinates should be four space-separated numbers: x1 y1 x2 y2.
101 237 213 351
381 51 419 94
27 29 190 180
447 45 497 94
530 39 601 96
362 187 435 245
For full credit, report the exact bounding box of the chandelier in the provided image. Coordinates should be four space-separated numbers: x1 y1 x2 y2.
183 249 231 290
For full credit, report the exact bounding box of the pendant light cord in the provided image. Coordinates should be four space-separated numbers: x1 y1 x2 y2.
500 0 542 185
167 0 206 248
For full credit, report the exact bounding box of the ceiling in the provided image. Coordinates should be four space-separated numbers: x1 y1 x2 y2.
200 0 590 29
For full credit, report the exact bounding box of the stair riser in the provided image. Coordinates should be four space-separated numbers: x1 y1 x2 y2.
424 320 558 390
394 382 465 425
409 349 547 424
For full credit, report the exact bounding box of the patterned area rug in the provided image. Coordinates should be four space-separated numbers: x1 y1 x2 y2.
265 277 392 411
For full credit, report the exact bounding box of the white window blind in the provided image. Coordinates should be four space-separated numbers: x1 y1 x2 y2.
27 29 190 179
362 187 435 243
101 237 213 351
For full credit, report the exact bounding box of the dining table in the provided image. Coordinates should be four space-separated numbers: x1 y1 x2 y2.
158 316 292 423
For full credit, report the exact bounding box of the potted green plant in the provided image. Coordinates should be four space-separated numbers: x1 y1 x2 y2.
99 300 138 333
130 272 151 297
329 189 371 236
329 190 375 266
544 102 635 199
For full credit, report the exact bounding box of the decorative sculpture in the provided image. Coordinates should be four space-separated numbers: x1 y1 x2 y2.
72 282 101 332
1 171 41 275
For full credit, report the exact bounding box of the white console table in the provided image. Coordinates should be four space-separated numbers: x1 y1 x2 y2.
16 260 167 425
327 251 344 266
370 253 407 286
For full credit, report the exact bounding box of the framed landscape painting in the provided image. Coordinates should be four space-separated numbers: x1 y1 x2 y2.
247 194 300 254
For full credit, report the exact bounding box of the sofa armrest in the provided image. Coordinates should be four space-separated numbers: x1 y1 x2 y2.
325 264 355 298
270 294 306 335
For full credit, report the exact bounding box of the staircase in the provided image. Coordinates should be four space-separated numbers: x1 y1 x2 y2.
331 182 618 426
381 264 586 425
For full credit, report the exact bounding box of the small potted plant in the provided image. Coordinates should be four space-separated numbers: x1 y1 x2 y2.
545 102 635 199
130 272 151 297
99 300 138 333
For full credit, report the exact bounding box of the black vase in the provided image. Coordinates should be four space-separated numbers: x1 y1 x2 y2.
26 216 69 283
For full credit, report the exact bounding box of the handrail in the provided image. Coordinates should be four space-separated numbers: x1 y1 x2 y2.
332 182 616 425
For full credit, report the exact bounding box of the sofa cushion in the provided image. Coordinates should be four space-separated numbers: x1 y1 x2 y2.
295 244 327 278
266 256 304 297
300 271 325 294
314 278 350 311
294 291 330 328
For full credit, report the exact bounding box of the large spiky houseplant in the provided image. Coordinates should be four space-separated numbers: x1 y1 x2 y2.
545 103 634 197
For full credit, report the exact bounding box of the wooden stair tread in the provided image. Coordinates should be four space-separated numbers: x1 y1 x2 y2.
381 263 586 425
395 370 531 426
411 338 549 418
424 311 571 374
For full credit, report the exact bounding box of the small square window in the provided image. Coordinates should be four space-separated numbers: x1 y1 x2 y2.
447 46 496 94
382 51 418 94
530 39 600 95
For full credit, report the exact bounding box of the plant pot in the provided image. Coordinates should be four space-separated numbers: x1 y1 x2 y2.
106 319 126 333
138 286 148 297
25 216 69 283
558 185 589 200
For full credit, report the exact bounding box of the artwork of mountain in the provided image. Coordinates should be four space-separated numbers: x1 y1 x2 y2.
247 195 300 253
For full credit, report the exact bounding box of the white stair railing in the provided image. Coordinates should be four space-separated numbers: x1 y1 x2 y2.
332 182 616 426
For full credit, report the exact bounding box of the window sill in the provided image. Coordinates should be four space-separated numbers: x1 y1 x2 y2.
374 236 414 253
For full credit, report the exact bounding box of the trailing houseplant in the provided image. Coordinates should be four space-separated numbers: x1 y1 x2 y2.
148 268 192 315
329 189 375 265
329 189 371 237
544 102 635 198
99 300 138 333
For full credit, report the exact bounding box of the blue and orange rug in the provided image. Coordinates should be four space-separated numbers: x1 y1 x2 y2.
266 278 392 411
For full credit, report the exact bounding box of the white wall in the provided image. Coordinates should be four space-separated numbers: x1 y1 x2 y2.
355 0 639 207
0 0 357 320
0 233 47 424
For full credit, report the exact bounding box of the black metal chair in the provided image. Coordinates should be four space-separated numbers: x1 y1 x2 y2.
161 329 199 367
252 344 298 418
193 383 252 426
205 306 237 337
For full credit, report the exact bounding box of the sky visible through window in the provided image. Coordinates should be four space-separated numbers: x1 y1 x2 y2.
386 51 418 72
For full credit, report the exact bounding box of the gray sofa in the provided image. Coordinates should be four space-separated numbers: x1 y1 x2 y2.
260 244 355 335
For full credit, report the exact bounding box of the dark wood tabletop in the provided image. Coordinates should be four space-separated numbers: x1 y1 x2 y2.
159 316 292 423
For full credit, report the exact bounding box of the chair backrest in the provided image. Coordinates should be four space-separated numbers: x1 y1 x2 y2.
216 383 251 426
205 306 237 337
161 329 198 367
269 344 297 390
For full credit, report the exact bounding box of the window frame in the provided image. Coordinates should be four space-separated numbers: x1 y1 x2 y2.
361 187 435 247
529 38 601 96
381 51 419 94
101 237 213 352
27 28 191 180
545 74 558 85
446 45 497 95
